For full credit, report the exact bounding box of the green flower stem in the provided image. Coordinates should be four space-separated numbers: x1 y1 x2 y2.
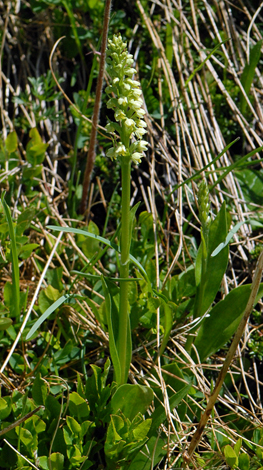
118 159 132 385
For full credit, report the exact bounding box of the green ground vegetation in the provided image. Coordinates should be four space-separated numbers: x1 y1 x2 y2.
0 1 263 469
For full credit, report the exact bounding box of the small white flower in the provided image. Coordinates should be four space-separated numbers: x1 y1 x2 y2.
118 97 128 106
131 152 143 164
115 109 126 121
132 89 142 98
125 67 137 76
134 127 147 138
135 108 146 118
126 78 140 87
124 118 136 130
128 98 143 110
116 144 127 156
137 119 147 128
136 140 148 151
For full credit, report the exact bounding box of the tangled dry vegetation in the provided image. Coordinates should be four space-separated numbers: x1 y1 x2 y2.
0 0 263 468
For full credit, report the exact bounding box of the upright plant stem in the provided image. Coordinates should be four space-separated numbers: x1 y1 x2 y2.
80 0 112 215
118 159 132 385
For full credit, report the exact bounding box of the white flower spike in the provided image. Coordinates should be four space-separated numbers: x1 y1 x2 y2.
106 34 148 165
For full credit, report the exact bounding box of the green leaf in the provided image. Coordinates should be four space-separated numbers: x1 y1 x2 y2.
240 40 263 115
69 392 90 420
47 225 149 281
0 397 12 420
211 221 246 257
1 193 20 318
22 164 42 182
158 301 174 357
234 437 242 456
66 415 82 435
32 373 47 406
26 294 71 340
17 208 35 225
26 128 48 165
194 202 229 319
49 452 64 470
195 283 263 362
132 418 152 441
165 21 173 65
149 384 191 437
63 427 73 446
235 169 263 206
79 221 100 258
127 435 166 470
53 340 79 365
224 445 238 468
101 277 122 385
238 452 250 470
9 352 25 374
185 39 229 87
0 317 13 331
5 131 18 154
128 201 140 248
38 285 61 314
46 267 64 292
38 456 49 470
16 427 33 447
111 384 153 422
18 243 39 260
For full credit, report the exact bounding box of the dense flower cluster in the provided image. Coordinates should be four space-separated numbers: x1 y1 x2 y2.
198 179 211 227
105 34 148 164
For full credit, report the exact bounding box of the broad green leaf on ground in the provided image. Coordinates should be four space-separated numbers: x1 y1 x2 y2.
111 384 153 421
195 283 263 362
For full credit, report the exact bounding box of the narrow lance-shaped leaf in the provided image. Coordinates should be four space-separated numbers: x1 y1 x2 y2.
240 40 263 115
211 220 247 257
47 225 148 281
101 277 122 386
26 294 71 340
1 193 20 318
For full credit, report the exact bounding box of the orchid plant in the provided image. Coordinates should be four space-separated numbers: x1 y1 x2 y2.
27 34 149 388
104 34 148 385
